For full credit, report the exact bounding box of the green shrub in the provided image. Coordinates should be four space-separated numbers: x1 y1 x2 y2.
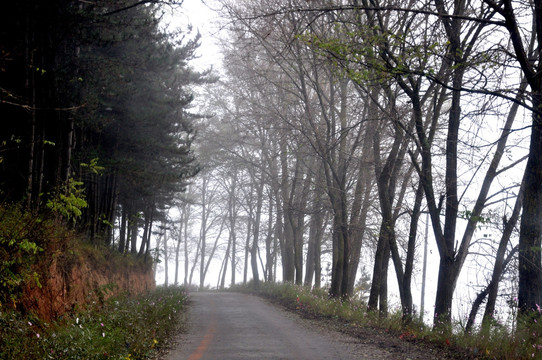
0 204 44 306
45 178 87 223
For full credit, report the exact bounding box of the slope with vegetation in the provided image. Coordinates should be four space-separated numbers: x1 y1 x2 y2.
1 285 189 360
0 0 205 357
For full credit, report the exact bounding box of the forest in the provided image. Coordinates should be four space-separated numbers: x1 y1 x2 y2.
169 0 542 333
1 0 542 342
0 0 209 309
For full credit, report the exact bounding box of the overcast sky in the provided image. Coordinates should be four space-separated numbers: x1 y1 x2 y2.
174 0 223 72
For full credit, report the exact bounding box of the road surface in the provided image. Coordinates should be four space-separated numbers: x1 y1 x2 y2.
163 292 442 360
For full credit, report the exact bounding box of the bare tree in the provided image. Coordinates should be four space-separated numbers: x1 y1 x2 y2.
480 0 542 319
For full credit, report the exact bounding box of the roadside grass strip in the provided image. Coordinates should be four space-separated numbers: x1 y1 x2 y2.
0 286 189 360
233 282 542 360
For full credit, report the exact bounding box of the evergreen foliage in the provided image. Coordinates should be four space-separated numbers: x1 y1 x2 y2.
0 0 207 248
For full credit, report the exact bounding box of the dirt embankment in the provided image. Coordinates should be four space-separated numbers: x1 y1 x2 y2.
20 241 155 321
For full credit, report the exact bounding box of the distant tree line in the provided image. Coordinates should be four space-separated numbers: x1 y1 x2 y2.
0 1 208 254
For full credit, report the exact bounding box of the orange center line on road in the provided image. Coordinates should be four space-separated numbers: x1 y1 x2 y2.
187 319 217 360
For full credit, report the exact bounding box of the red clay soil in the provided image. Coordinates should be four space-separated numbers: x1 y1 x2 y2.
19 243 154 321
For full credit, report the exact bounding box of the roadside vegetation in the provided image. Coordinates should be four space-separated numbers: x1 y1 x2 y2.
1 2 202 358
0 286 189 360
0 200 189 360
234 282 542 360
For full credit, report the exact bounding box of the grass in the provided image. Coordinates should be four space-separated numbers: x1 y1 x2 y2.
233 282 542 360
234 282 404 327
0 286 190 360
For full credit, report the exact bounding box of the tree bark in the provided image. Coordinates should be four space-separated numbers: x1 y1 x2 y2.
203 217 226 285
280 136 295 282
200 177 208 289
243 186 253 285
183 202 191 286
219 235 231 289
118 205 127 253
138 208 151 257
251 179 264 289
25 14 36 209
163 232 169 287
518 96 542 315
174 212 183 286
402 183 423 321
347 105 375 294
231 176 238 285
129 212 138 254
305 167 326 287
265 191 274 282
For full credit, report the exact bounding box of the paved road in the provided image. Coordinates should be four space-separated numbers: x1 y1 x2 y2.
164 292 360 360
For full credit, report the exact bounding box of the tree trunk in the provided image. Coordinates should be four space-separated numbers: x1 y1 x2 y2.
104 172 117 246
329 192 349 298
118 205 127 253
518 95 542 315
465 245 518 333
293 154 313 285
230 176 237 286
265 191 274 282
25 15 36 209
231 215 237 286
37 126 45 206
280 136 295 282
200 178 208 289
347 137 374 293
433 258 458 328
182 201 191 287
63 118 74 183
203 217 225 285
481 0 542 321
188 238 201 287
379 241 390 316
243 189 253 285
153 234 161 280
368 220 391 313
314 217 322 289
174 210 184 286
220 236 231 289
143 212 153 263
163 232 169 287
129 213 138 254
402 183 424 321
368 91 408 313
138 209 151 256
327 78 350 299
304 183 326 287
251 179 264 289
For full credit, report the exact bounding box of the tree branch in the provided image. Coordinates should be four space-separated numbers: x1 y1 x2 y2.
234 4 506 27
104 0 184 16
